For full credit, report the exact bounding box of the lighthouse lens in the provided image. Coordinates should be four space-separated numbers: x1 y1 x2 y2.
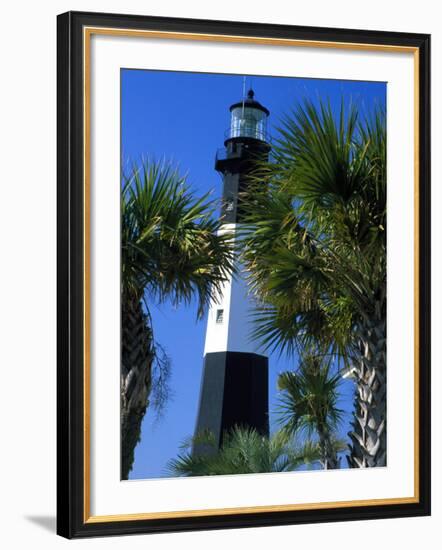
230 107 267 141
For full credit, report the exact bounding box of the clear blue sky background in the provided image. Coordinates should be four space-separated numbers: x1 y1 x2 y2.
121 69 386 479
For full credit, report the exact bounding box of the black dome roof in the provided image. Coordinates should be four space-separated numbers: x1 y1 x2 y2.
229 89 270 116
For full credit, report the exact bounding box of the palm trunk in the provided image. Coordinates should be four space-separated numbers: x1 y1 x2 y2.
121 295 154 479
318 426 339 470
347 310 386 468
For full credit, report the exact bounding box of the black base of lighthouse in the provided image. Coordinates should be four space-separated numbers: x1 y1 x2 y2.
193 351 269 455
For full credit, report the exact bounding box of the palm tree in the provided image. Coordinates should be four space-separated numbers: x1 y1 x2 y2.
240 100 386 468
167 426 326 476
277 353 344 469
121 160 234 479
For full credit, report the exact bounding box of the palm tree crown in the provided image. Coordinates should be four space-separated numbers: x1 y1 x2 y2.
277 353 344 469
122 160 235 315
168 427 325 476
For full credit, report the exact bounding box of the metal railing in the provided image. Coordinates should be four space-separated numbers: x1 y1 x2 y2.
215 146 240 163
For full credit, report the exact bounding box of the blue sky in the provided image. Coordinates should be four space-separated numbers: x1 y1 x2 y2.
121 69 386 479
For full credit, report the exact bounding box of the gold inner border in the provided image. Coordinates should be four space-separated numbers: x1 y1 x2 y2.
82 26 421 524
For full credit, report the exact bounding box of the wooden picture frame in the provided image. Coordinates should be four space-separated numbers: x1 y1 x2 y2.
57 10 431 538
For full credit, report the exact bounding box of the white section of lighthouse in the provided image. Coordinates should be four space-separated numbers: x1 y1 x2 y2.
203 226 264 356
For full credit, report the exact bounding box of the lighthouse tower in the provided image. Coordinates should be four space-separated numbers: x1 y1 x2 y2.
194 89 271 452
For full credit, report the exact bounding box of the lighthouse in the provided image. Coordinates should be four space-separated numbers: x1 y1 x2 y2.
194 88 271 453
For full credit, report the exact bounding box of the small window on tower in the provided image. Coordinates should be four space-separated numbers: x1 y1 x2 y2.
216 309 224 324
226 199 234 212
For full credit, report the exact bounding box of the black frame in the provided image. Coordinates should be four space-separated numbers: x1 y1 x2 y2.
57 11 431 539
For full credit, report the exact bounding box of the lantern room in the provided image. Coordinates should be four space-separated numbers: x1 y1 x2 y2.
228 88 269 142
